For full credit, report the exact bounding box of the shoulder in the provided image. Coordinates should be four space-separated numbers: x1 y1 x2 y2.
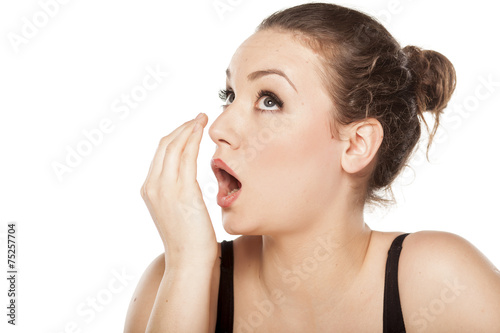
399 231 499 280
397 231 500 332
124 252 165 332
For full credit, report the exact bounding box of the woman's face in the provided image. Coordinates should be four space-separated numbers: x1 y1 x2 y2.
209 29 345 235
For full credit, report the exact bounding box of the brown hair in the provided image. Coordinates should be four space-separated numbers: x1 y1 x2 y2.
257 2 456 204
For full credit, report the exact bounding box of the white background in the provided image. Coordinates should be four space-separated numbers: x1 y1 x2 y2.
1 0 499 332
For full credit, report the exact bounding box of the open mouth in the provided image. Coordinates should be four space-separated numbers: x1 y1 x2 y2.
219 168 242 196
211 158 242 207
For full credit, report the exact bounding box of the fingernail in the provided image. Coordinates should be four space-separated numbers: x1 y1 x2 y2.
195 113 204 120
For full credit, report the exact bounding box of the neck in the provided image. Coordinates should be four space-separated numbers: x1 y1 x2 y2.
256 205 372 312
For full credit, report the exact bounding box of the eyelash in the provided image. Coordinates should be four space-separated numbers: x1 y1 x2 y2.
218 89 233 104
218 88 284 112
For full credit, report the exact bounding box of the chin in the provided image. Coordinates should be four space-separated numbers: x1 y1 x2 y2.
222 216 263 236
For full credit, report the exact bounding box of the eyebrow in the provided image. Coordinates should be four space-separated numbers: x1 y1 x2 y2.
225 68 298 93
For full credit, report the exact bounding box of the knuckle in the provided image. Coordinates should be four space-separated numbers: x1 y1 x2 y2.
159 136 170 146
181 151 193 163
164 143 176 155
141 182 158 199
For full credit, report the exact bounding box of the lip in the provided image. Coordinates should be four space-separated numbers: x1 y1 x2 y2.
211 158 240 183
211 158 242 208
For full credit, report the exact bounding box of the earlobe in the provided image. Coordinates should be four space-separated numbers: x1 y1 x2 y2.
341 119 383 175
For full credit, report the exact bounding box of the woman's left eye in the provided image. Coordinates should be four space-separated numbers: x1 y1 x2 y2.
256 90 283 112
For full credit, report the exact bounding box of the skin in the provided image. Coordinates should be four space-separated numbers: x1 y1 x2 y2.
124 29 500 332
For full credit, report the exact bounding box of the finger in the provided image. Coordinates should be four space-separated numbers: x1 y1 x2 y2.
147 116 199 181
159 114 203 183
179 113 208 183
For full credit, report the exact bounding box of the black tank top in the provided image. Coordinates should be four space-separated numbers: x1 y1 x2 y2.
215 233 410 333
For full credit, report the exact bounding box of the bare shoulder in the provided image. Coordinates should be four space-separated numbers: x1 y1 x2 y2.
398 231 500 332
124 252 166 332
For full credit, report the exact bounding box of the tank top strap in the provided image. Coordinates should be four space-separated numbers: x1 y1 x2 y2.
215 240 234 333
383 233 410 333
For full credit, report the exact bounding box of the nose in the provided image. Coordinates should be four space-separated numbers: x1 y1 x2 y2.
209 107 242 150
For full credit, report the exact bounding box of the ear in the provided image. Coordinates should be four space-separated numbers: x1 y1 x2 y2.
340 118 383 175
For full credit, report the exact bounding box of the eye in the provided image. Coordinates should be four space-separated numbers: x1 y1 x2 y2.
218 89 235 106
256 90 284 112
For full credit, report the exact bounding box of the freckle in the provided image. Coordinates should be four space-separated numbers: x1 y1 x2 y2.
166 299 169 302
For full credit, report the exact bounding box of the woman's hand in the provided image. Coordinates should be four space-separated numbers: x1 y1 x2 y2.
140 113 217 268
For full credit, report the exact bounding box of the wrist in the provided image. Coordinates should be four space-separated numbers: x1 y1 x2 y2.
165 253 218 272
164 242 218 268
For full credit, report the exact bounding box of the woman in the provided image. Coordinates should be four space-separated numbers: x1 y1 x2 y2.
124 3 500 332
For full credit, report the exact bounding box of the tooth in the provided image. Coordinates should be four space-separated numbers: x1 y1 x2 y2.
227 188 239 195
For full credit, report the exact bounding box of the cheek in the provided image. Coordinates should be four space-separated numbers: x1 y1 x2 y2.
250 115 340 208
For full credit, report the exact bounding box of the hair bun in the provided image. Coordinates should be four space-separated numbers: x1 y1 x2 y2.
402 45 456 144
403 45 456 114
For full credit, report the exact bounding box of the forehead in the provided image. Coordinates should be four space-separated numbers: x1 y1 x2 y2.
227 29 324 89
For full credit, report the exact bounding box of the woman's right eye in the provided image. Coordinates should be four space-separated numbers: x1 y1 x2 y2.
218 89 235 105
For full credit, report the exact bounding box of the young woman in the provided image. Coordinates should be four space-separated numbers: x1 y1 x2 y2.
124 3 500 332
